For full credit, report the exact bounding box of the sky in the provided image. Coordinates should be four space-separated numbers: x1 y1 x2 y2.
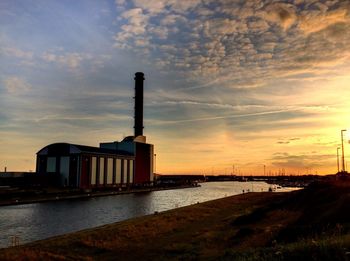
1 0 350 175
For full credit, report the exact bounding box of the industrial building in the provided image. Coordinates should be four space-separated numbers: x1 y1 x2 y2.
36 72 154 189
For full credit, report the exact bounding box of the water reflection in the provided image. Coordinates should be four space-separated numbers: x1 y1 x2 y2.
0 182 297 248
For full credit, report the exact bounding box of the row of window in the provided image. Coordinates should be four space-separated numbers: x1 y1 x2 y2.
45 156 134 186
90 157 133 185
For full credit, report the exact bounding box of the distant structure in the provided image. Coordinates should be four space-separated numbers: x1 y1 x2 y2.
36 72 154 188
134 72 144 137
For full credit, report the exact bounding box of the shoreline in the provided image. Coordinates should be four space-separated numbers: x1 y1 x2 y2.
0 180 293 207
0 184 199 207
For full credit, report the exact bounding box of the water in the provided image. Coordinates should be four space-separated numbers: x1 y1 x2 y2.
0 181 297 248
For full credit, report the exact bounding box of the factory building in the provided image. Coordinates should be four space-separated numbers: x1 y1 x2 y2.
36 72 154 188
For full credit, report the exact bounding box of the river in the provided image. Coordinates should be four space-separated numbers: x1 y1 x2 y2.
0 181 298 248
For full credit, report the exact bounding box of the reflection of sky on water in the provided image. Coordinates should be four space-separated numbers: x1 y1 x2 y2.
0 182 298 248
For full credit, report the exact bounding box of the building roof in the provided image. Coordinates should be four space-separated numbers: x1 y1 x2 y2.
37 143 134 157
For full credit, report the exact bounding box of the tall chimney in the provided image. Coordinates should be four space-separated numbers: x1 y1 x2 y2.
134 72 144 137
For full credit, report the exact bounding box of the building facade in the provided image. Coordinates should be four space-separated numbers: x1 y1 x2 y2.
36 143 135 189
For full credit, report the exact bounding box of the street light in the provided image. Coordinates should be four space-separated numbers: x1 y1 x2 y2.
154 154 157 175
263 164 266 176
341 129 347 172
337 147 340 173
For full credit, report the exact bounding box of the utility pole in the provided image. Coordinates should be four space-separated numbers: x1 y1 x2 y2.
263 165 266 176
337 147 340 173
341 129 346 172
154 153 156 175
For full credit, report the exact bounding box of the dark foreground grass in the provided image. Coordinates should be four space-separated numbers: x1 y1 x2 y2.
1 180 350 260
224 234 350 261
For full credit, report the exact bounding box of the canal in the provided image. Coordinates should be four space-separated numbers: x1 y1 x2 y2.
0 181 297 248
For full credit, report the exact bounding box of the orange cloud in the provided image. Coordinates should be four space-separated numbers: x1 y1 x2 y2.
258 2 297 30
298 9 348 34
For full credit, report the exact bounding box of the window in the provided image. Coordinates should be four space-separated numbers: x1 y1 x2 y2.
107 158 113 184
47 157 56 172
99 158 105 185
115 159 121 184
123 159 128 183
91 157 97 185
129 160 134 183
60 157 70 186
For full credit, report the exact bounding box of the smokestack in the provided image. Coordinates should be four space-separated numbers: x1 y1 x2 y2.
134 72 144 137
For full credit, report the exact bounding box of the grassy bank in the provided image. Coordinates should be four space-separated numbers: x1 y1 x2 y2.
1 180 350 260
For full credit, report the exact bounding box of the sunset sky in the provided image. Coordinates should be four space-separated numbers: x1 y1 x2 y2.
1 0 350 175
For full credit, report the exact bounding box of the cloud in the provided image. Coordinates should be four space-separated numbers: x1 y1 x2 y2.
260 2 297 30
115 0 126 5
33 113 131 124
2 47 33 60
121 8 148 34
203 18 238 37
132 0 201 14
276 137 300 144
298 8 348 34
161 14 186 25
2 77 31 94
132 0 165 14
168 0 202 14
114 7 150 49
112 0 350 92
42 51 110 71
149 107 303 125
270 152 335 169
42 52 88 69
